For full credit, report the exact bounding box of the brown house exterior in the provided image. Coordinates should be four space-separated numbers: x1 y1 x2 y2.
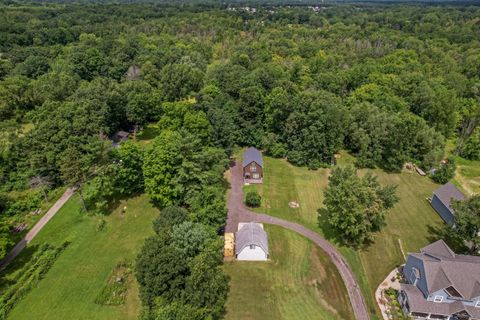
243 147 263 184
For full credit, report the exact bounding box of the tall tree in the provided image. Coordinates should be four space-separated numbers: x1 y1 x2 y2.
456 98 480 156
322 166 398 246
443 196 480 255
143 130 226 208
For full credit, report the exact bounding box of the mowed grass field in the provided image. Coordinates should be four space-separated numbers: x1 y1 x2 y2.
245 155 444 319
224 225 355 320
444 139 480 196
3 194 159 320
454 156 480 195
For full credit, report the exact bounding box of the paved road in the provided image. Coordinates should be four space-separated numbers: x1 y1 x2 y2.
0 187 76 272
226 160 370 320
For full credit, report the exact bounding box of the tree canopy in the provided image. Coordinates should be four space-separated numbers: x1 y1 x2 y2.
322 166 399 247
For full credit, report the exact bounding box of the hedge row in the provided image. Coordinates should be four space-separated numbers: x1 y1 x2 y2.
0 241 70 319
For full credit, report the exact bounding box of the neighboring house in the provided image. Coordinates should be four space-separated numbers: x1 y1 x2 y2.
113 131 130 142
243 147 263 184
398 240 480 320
111 131 130 148
431 183 465 225
235 222 269 261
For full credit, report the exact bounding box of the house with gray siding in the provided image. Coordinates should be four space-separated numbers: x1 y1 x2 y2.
431 183 465 226
399 240 480 320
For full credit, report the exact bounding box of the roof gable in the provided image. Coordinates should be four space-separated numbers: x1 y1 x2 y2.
242 147 263 167
433 183 465 212
235 222 269 255
410 240 480 300
422 240 456 259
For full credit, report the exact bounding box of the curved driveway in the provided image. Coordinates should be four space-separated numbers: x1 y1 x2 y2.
225 160 370 320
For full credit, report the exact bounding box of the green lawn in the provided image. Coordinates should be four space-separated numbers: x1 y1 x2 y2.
224 225 355 320
3 194 159 320
444 139 479 195
245 155 444 319
453 156 480 195
136 123 160 144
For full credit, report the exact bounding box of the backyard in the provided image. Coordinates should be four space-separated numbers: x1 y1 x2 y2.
1 193 159 320
245 154 444 319
224 225 355 320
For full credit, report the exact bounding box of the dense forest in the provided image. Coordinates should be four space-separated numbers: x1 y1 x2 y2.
1 1 480 317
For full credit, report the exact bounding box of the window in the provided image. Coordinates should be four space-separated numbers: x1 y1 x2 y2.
411 312 429 318
475 300 480 308
410 267 420 285
445 286 463 298
434 296 443 303
253 173 260 179
249 245 255 250
251 163 257 172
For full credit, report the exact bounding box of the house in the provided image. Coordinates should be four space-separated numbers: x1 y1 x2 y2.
243 147 263 184
113 131 130 142
431 183 465 225
235 222 268 261
111 131 130 148
398 240 480 320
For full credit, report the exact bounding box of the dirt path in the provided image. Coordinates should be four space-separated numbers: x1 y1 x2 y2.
0 187 76 271
226 160 370 320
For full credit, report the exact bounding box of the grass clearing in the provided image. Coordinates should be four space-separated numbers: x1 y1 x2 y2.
453 156 480 195
3 194 158 320
245 154 444 319
136 124 160 144
443 139 478 195
224 225 355 320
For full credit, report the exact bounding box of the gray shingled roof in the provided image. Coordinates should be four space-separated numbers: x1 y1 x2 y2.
242 147 263 167
235 222 268 255
433 182 465 212
401 284 480 318
412 240 480 300
422 240 456 259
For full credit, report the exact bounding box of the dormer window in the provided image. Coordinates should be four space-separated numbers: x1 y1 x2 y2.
445 286 463 298
434 296 443 303
410 267 420 285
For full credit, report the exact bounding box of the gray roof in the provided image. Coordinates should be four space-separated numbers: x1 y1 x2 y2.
401 284 480 318
242 147 263 168
433 182 465 212
235 222 268 255
409 240 480 300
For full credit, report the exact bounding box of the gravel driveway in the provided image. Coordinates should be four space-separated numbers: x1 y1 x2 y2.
226 160 370 320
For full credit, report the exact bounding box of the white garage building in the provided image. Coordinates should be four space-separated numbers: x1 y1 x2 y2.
235 222 269 261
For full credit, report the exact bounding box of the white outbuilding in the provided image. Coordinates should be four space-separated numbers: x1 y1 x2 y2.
235 222 269 261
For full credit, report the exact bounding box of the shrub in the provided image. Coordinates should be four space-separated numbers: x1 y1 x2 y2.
95 260 131 305
245 191 261 207
152 206 188 235
4 191 42 216
431 157 456 184
96 219 106 232
460 129 480 160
